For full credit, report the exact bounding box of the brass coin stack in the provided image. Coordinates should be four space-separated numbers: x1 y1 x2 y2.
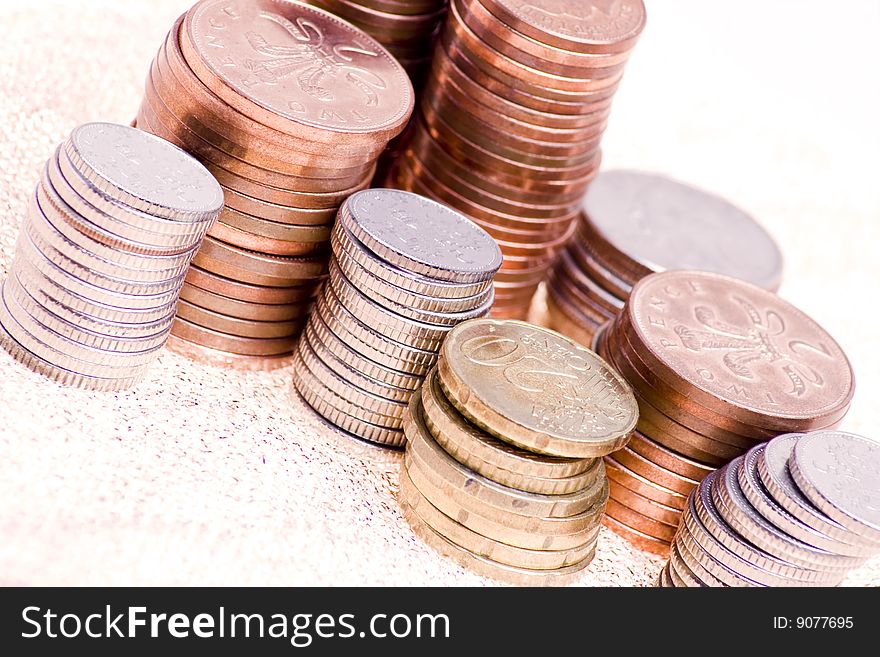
388 0 646 319
545 170 784 346
292 189 501 447
399 319 639 585
308 0 448 84
595 270 855 556
660 431 880 587
0 123 223 390
135 0 413 369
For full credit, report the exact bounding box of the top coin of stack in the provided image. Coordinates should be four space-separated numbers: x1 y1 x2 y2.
659 430 880 587
545 170 784 347
135 0 414 369
595 269 855 555
292 189 501 447
0 122 223 390
307 0 449 85
399 319 639 585
388 0 646 319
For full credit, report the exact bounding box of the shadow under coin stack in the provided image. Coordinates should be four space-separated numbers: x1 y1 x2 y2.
545 170 784 346
659 431 880 587
308 0 448 86
387 0 646 319
135 0 413 369
0 123 222 390
399 319 638 585
292 189 501 447
595 270 856 556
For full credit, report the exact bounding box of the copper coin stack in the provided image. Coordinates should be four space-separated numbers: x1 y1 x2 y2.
386 0 646 319
594 270 856 556
135 0 414 369
400 319 639 585
308 0 448 85
545 170 784 347
659 431 880 587
292 189 501 447
0 123 223 391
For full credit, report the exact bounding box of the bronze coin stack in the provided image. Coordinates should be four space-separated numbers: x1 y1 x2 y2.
400 319 639 585
308 0 448 85
594 270 856 556
135 0 413 369
659 431 880 587
546 170 784 347
387 0 646 319
292 189 501 447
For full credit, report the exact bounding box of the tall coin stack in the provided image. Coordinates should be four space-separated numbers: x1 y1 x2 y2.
135 0 414 369
308 0 449 85
399 319 638 585
595 270 856 555
0 123 223 391
292 189 501 447
659 431 880 587
545 171 784 347
388 0 646 319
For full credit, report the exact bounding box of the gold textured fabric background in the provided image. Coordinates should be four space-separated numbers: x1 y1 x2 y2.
0 0 877 586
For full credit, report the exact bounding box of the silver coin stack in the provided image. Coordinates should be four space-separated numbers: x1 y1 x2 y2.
0 122 223 391
659 430 880 587
292 188 502 447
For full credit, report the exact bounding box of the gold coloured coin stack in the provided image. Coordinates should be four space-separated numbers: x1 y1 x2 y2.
595 270 855 556
292 189 502 447
135 0 414 369
308 0 449 85
0 123 223 391
545 170 784 347
659 431 880 587
400 318 639 585
388 0 646 319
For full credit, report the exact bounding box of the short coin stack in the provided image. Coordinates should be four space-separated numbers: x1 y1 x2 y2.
292 189 501 447
659 431 880 587
399 319 638 585
0 123 223 390
595 270 855 555
388 0 646 319
546 170 784 346
135 0 413 368
308 0 449 85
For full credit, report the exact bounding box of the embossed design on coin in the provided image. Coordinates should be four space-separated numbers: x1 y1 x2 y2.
185 0 413 134
791 431 880 541
439 319 637 457
628 271 854 422
342 189 503 282
68 122 224 218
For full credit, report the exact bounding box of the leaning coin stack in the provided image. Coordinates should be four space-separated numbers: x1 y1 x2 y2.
292 189 501 447
135 0 414 368
388 0 646 319
0 122 223 390
595 270 855 555
545 170 784 347
659 431 880 587
399 319 638 585
308 0 448 85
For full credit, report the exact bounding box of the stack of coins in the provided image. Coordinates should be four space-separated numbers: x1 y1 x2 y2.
545 170 784 346
0 123 223 390
387 0 646 319
595 270 855 555
399 319 639 585
292 189 501 447
659 431 880 587
308 0 448 84
135 0 413 368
